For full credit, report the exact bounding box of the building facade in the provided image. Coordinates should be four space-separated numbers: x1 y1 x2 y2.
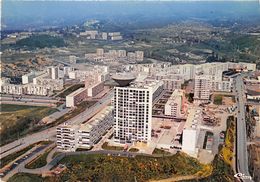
164 89 183 118
194 75 212 102
114 86 152 144
113 81 163 144
56 106 113 152
66 87 88 108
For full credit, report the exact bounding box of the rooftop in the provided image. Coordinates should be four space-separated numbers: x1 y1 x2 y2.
112 73 136 86
67 87 88 97
184 107 202 130
79 106 113 132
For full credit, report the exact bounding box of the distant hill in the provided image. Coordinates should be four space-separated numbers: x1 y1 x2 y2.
15 34 65 49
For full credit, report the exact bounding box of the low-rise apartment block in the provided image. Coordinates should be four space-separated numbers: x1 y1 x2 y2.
182 108 202 157
87 81 104 97
164 89 184 118
85 49 144 63
66 87 88 108
56 106 113 152
22 71 45 84
194 75 212 102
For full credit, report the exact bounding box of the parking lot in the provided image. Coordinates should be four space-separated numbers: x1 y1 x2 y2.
151 118 185 152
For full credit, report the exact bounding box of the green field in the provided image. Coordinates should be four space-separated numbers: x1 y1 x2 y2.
0 104 57 146
213 95 223 105
1 104 40 112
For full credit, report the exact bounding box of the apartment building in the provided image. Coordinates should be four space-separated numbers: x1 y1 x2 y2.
164 89 183 118
108 32 123 40
66 87 88 108
118 50 127 58
47 66 59 80
113 80 163 144
211 80 232 92
194 75 212 102
162 79 182 90
69 55 77 64
80 30 98 39
96 48 104 57
0 84 24 95
68 67 108 82
228 62 256 71
182 108 202 157
56 106 113 152
135 51 144 61
63 66 75 77
87 81 104 97
0 83 51 96
26 83 50 96
33 76 64 91
78 107 113 149
22 71 44 84
101 32 108 40
56 124 78 152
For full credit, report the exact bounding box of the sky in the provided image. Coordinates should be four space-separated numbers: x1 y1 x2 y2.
1 0 259 1
2 0 260 30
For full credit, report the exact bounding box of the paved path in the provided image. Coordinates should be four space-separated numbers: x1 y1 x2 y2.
1 143 54 181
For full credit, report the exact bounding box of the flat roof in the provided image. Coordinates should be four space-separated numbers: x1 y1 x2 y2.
184 107 202 130
67 87 88 97
79 106 113 132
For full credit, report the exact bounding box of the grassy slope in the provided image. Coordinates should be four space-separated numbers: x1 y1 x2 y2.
15 35 65 49
8 173 44 182
0 105 57 146
55 152 203 182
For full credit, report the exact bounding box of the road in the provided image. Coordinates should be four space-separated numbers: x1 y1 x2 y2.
1 143 55 181
1 94 55 100
1 101 57 107
0 91 113 158
234 75 253 182
2 148 138 181
1 95 59 102
1 95 60 107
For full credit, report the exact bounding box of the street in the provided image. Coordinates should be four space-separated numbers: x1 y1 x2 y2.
234 75 253 182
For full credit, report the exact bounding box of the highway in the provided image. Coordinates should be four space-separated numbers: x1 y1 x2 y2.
0 91 113 158
234 75 253 182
